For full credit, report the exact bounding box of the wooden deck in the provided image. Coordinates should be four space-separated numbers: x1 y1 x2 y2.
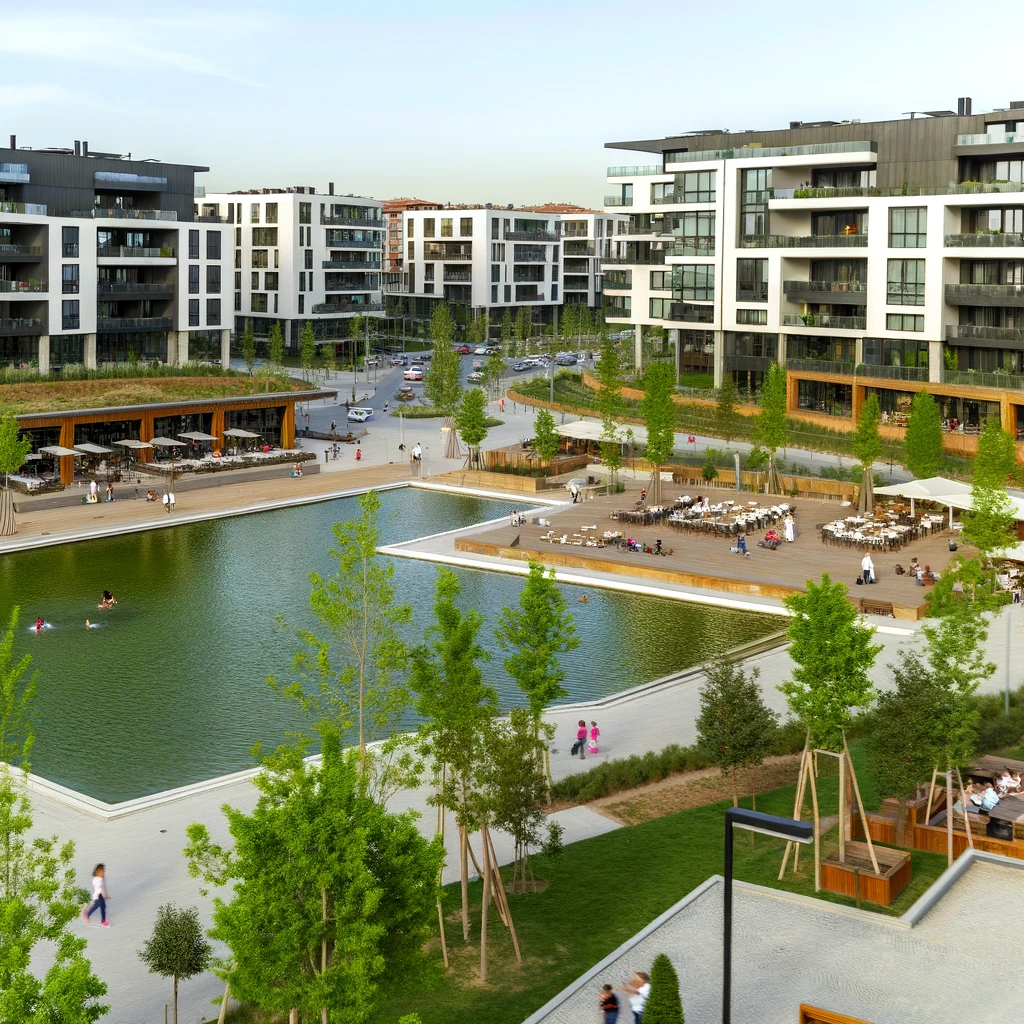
458 483 964 618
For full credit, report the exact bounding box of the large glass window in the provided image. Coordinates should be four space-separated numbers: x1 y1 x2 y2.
206 231 221 260
460 217 473 237
675 264 715 301
862 337 928 368
681 170 715 203
650 271 671 290
423 218 435 238
740 168 772 237
264 203 277 224
250 203 260 223
252 227 278 247
61 264 79 294
440 218 453 237
662 210 715 241
252 250 268 268
188 265 200 294
889 207 926 248
959 259 1024 284
62 225 79 258
736 259 768 301
251 293 268 313
887 313 924 331
299 202 311 224
737 308 767 325
206 298 221 325
188 299 200 326
188 229 199 259
887 259 925 305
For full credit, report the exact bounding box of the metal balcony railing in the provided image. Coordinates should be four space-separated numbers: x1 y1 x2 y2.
783 279 868 296
97 282 175 294
321 260 381 270
946 233 1024 247
97 246 176 258
443 271 472 282
624 224 659 235
651 194 717 205
0 317 43 334
666 237 716 257
515 290 546 301
0 280 46 292
563 243 595 256
607 165 663 176
62 315 80 330
96 317 173 332
324 283 373 293
785 358 856 374
0 244 42 257
602 279 631 291
945 283 1024 303
741 234 868 249
783 313 866 330
320 215 383 227
859 363 928 382
311 301 385 314
505 230 557 242
775 181 1024 199
946 324 1024 343
943 368 1024 390
513 250 547 262
601 252 666 265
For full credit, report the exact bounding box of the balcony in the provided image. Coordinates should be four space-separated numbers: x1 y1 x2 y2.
96 317 174 332
603 197 633 208
515 288 545 302
513 249 547 262
320 215 383 227
325 282 373 293
424 248 472 261
668 302 715 324
0 201 46 216
76 208 179 221
194 214 228 223
946 324 1024 344
607 164 662 176
943 368 1024 390
624 224 660 236
0 317 43 336
945 283 1024 306
0 280 46 293
783 280 868 304
666 237 716 257
724 355 775 372
97 282 175 296
321 260 381 270
667 140 876 163
946 233 1024 248
859 363 929 382
443 270 472 282
741 234 868 249
786 358 856 374
561 228 591 238
775 181 1024 199
62 315 80 330
563 243 595 257
0 162 29 184
602 252 666 265
956 131 1024 146
97 246 176 259
602 279 631 291
94 170 167 188
505 230 557 242
324 239 380 250
783 313 866 330
0 244 42 261
311 301 385 314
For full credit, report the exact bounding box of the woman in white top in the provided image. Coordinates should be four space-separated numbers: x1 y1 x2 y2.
620 971 651 1023
783 515 796 543
82 863 110 927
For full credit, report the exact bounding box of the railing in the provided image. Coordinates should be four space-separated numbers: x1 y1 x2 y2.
563 263 591 275
505 230 557 241
601 252 666 265
62 315 80 330
96 317 174 331
0 280 46 292
94 171 167 185
97 282 175 294
785 358 856 374
943 368 1024 390
668 302 715 323
946 324 1024 343
0 162 29 183
443 271 472 282
324 238 380 249
624 224 659 235
607 165 663 177
322 260 381 270
604 306 632 318
76 208 179 221
956 132 1024 146
515 290 545 301
666 140 876 163
320 215 383 227
651 193 716 205
603 197 633 207
946 233 1024 247
783 313 866 330
724 355 775 371
97 246 176 258
0 317 42 333
0 244 42 257
945 283 1024 302
775 181 1024 199
62 243 79 258
783 279 868 296
602 279 631 291
563 243 595 256
861 363 929 382
736 288 769 302
666 237 715 256
513 250 547 262
424 250 472 261
0 200 46 215
193 214 228 223
560 228 591 237
311 302 385 314
740 234 868 248
324 283 373 292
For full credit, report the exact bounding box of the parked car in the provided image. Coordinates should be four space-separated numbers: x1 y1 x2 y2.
390 355 407 366
365 356 380 367
555 353 578 366
512 361 531 372
403 367 423 381
467 371 484 382
395 387 416 401
484 345 500 355
473 347 488 355
455 345 471 354
347 408 372 423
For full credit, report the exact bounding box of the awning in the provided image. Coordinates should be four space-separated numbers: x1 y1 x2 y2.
149 436 187 447
873 477 972 501
23 453 42 461
223 428 260 438
38 445 82 457
555 419 649 445
114 439 153 450
74 442 114 455
178 431 218 442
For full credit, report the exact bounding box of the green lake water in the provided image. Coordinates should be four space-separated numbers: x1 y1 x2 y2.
0 489 781 801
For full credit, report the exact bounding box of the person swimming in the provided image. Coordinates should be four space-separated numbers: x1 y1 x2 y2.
85 619 90 629
100 590 117 608
35 616 44 632
577 595 590 603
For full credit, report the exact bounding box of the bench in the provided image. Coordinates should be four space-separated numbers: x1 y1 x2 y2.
860 598 894 617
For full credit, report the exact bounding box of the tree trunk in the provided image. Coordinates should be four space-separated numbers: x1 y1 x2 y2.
173 976 178 1024
731 765 738 807
460 826 470 942
0 488 15 537
216 982 230 1024
289 1010 298 1024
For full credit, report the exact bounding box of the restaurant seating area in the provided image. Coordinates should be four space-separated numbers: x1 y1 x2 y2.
820 505 947 552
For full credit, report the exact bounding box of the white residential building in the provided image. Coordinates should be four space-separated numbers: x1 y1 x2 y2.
202 187 384 350
554 208 630 308
0 137 229 372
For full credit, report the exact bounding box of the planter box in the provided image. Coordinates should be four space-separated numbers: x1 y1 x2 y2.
820 841 911 907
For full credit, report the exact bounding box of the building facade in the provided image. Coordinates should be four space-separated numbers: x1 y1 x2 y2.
202 187 384 348
603 100 1024 439
0 137 229 372
382 197 440 296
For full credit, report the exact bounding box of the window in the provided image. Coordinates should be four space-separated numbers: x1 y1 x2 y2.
650 298 671 318
274 249 279 269
551 284 558 301
250 203 260 223
252 250 268 268
887 259 925 305
491 264 500 283
407 264 415 291
304 249 313 270
234 292 241 311
681 170 716 203
492 243 505 261
553 245 559 263
61 264 79 294
298 295 304 314
887 313 924 331
299 272 305 292
61 299 80 329
251 272 260 290
423 218 435 238
264 272 278 291
206 265 221 293
62 225 79 258
424 263 435 281
404 218 413 239
440 218 453 237
736 259 768 301
299 203 311 224
492 284 499 302
206 231 221 260
889 207 926 248
189 298 200 326
235 227 241 246
491 218 499 239
207 299 221 325
273 294 278 314
424 283 435 294
251 293 267 313
308 271 315 292
252 227 278 247
460 217 473 237
189 230 200 259
188 265 200 294
737 308 768 325
265 203 278 224
678 264 715 301
504 285 511 302
234 249 241 269
234 271 241 289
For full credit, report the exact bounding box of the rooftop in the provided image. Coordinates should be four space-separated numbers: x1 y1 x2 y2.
382 197 441 211
0 137 208 172
517 202 602 214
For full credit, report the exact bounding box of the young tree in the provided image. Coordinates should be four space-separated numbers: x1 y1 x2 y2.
852 392 883 512
269 490 413 792
779 573 882 750
962 483 1018 562
595 337 625 491
696 661 779 807
500 308 513 347
580 304 594 342
974 417 1018 488
904 389 943 479
561 302 578 343
300 320 317 380
185 734 443 1024
640 360 677 503
714 375 739 445
348 313 365 373
457 387 489 469
241 320 256 376
644 953 685 1024
485 347 505 393
753 362 789 495
138 904 212 1024
0 413 32 537
0 608 109 1023
533 407 560 465
514 306 532 349
267 321 285 368
425 305 464 458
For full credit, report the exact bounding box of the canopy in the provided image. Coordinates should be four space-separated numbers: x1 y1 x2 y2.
74 442 113 455
556 419 649 445
39 445 82 457
874 477 972 501
114 439 153 450
23 453 42 461
223 428 260 438
149 436 186 447
178 431 218 442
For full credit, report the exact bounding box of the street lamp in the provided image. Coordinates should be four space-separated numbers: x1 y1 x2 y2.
723 808 813 1024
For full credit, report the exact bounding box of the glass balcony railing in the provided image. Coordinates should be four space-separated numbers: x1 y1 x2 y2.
945 283 1024 302
0 200 46 215
0 317 43 334
96 317 174 332
956 132 1024 146
311 301 384 314
0 280 46 293
666 237 715 257
945 233 1024 247
943 368 1024 389
782 313 866 330
859 363 929 382
94 171 168 186
785 358 856 374
0 163 29 183
505 230 557 242
601 252 666 265
320 214 382 227
666 141 876 163
0 244 42 258
603 197 633 207
97 246 176 258
96 282 175 294
741 234 868 249
607 165 663 177
80 208 178 221
947 324 1024 343
651 193 716 206
775 181 1024 200
321 260 381 270
602 279 631 291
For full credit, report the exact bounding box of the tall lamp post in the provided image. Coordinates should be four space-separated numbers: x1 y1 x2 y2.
723 808 813 1024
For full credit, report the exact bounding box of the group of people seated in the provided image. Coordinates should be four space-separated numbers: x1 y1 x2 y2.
758 528 781 550
894 557 938 585
619 537 672 556
963 769 1022 813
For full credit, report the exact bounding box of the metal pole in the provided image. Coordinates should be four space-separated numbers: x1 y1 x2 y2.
1006 604 1012 716
723 815 733 1024
549 350 555 404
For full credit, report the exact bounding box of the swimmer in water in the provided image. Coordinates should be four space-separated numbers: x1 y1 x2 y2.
100 590 117 609
577 595 589 603
35 616 44 632
85 619 90 629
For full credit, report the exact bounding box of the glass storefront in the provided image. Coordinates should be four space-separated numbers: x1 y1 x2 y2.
0 336 39 368
797 379 852 417
225 406 284 447
51 334 85 369
96 332 169 363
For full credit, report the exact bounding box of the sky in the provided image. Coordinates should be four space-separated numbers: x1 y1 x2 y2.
2 0 1024 207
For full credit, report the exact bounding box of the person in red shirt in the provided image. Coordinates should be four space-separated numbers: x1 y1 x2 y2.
571 719 588 760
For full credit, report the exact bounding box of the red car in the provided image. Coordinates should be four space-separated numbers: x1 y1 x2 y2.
455 345 471 354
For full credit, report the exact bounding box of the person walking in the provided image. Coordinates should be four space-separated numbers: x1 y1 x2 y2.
620 971 650 1023
783 514 796 543
571 719 588 760
861 551 875 584
736 530 750 558
588 721 600 755
82 864 110 927
105 483 115 502
168 492 175 514
600 984 620 1023
162 492 170 514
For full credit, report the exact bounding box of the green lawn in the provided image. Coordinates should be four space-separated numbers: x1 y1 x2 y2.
216 750 948 1024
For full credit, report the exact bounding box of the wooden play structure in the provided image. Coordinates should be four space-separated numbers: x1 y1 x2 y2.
779 730 912 907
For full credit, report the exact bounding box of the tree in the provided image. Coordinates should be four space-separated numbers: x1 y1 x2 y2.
582 304 595 342
779 573 882 750
269 490 413 791
696 661 778 807
500 308 513 347
533 408 560 464
514 307 531 348
904 390 943 479
0 608 109 1024
974 417 1018 487
241 320 256 376
714 375 739 445
595 337 625 491
644 953 685 1024
485 347 505 393
0 413 32 537
300 321 316 380
961 483 1018 561
185 734 443 1024
561 303 578 342
753 362 788 495
424 305 464 458
852 392 882 512
138 904 212 1024
457 387 488 468
266 322 285 368
640 361 677 503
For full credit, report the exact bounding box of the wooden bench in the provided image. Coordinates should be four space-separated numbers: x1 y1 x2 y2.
860 597 894 617
800 1005 874 1024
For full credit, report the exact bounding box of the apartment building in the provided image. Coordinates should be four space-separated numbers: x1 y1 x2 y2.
603 99 1024 440
382 197 439 295
202 186 383 347
0 136 229 372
